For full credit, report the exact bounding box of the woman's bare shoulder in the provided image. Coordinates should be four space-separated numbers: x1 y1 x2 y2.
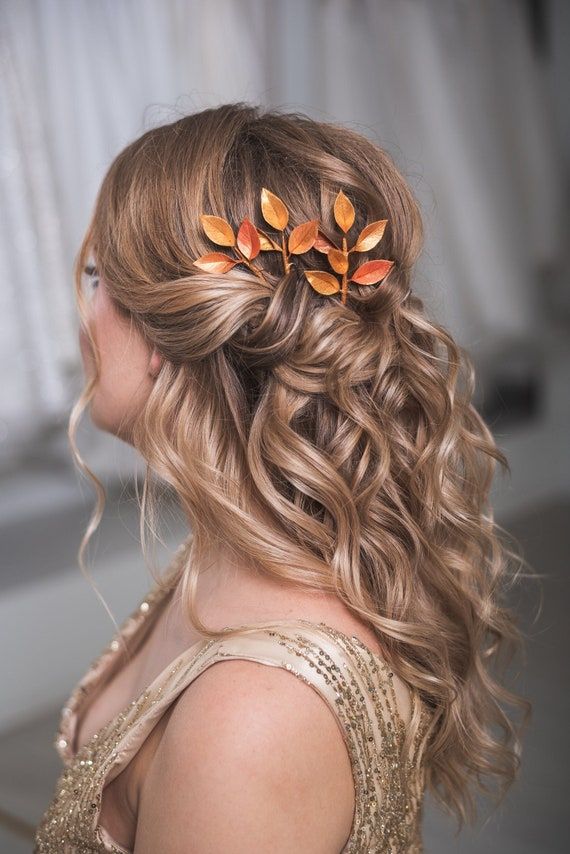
132 657 355 853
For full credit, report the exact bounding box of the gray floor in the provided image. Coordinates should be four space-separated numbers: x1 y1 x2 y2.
0 496 568 853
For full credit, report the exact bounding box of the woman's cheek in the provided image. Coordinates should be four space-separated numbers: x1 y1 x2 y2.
79 325 95 376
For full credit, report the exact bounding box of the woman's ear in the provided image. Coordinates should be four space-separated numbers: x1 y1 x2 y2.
148 346 164 379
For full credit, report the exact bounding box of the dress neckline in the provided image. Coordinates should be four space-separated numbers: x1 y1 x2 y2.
61 547 396 762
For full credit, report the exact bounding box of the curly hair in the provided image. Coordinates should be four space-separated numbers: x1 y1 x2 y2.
69 101 534 831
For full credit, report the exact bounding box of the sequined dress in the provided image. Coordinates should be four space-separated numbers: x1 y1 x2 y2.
34 542 433 853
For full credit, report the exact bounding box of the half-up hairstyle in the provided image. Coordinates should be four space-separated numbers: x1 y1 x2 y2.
69 102 533 830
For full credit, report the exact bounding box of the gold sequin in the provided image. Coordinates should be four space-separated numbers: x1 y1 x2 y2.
34 541 432 853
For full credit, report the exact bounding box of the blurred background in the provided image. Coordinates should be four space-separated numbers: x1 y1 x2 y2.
0 1 568 851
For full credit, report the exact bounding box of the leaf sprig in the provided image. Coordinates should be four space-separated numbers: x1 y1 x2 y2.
193 187 394 305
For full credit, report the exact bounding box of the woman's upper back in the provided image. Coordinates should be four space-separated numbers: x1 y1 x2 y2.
34 552 433 854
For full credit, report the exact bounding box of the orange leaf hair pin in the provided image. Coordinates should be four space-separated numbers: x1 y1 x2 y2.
193 187 394 305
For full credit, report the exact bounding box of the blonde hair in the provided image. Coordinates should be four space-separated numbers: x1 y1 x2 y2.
69 102 536 830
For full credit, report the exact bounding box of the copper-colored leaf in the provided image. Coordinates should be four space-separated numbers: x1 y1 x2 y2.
261 187 289 230
353 219 388 252
288 219 318 255
327 248 349 274
350 259 394 285
304 270 340 296
193 253 238 274
236 218 261 260
200 215 236 247
333 189 355 233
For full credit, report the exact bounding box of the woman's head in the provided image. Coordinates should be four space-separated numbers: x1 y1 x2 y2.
70 102 531 829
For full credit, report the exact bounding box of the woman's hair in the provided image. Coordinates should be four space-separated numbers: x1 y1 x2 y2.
70 102 535 831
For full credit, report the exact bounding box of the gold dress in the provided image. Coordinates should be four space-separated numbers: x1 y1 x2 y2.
34 543 433 853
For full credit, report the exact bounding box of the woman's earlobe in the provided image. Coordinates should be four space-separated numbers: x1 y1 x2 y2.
149 347 163 379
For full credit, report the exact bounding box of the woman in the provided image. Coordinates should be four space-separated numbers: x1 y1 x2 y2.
34 102 530 853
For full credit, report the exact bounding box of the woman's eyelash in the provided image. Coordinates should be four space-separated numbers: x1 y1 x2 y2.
83 264 99 288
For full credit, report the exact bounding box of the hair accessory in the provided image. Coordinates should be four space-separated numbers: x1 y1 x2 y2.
193 188 394 305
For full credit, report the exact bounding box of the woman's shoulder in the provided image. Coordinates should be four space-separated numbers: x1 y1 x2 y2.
129 618 431 852
131 625 361 852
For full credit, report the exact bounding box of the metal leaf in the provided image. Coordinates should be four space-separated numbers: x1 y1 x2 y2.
350 259 394 285
288 220 318 255
333 189 355 233
193 253 238 274
353 219 388 252
261 187 289 230
200 215 236 247
327 248 349 274
304 270 340 295
237 218 261 260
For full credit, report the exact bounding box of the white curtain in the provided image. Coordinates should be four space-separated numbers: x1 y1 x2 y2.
0 0 564 476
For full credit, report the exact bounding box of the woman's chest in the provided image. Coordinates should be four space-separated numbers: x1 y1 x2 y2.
74 595 193 753
71 635 186 849
74 652 142 754
71 658 148 850
36 690 175 854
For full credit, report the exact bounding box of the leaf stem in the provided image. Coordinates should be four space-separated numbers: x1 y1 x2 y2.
281 233 291 273
341 236 348 304
233 247 268 283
